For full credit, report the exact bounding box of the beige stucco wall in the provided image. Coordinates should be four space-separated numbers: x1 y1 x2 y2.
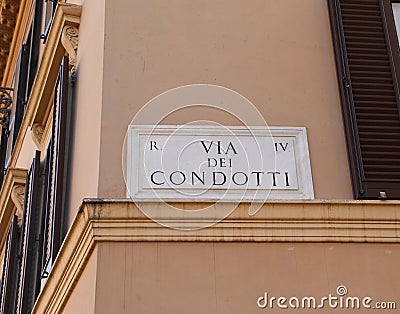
62 247 97 314
15 130 37 169
88 241 399 313
65 0 105 226
97 0 352 200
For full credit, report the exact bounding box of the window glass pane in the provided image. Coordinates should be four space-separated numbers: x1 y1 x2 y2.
392 3 400 45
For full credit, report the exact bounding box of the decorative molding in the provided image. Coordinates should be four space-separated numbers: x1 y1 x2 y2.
0 0 21 83
33 199 400 313
61 26 78 72
2 0 30 86
10 184 24 224
41 106 53 152
0 168 26 250
9 3 81 166
31 107 53 154
0 86 13 127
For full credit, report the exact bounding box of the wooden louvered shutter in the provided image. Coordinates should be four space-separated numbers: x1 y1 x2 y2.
13 0 43 147
51 56 69 259
39 56 69 278
0 216 20 314
16 151 42 314
40 143 52 278
27 0 43 98
12 44 29 149
328 0 400 199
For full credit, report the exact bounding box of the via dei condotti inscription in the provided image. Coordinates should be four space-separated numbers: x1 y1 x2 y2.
127 126 314 201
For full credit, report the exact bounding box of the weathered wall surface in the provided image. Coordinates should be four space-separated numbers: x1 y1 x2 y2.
65 0 105 226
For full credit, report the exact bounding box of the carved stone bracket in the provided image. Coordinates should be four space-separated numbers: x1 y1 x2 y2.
11 185 25 225
31 122 45 148
61 26 79 72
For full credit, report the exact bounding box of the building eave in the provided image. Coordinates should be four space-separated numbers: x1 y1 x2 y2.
0 0 20 83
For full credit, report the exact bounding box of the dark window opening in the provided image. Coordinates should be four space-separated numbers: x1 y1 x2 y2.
41 0 58 43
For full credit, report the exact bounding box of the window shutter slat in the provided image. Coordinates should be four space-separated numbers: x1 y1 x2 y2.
328 0 400 199
0 216 20 314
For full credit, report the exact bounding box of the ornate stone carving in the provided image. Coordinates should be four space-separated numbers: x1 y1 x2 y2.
32 123 44 142
0 87 13 127
11 185 25 224
32 123 45 148
61 26 79 72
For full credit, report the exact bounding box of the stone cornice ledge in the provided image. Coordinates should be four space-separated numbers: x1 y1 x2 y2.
33 199 400 313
